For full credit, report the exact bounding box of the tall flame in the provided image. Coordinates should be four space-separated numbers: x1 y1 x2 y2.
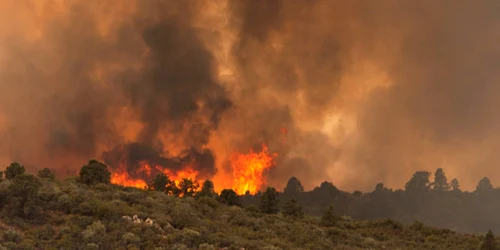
230 144 278 195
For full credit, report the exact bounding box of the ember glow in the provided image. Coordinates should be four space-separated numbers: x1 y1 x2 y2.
230 144 278 195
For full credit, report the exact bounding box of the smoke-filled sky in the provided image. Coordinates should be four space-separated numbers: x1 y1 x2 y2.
0 0 499 192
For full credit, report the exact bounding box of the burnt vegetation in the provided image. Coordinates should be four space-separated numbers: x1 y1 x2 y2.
0 162 498 249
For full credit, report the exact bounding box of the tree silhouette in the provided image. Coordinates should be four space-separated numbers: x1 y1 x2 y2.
481 230 499 250
450 178 460 192
283 177 304 197
282 199 304 219
197 180 217 198
178 178 199 197
431 168 450 191
313 181 340 199
5 162 26 180
321 205 339 227
37 168 55 180
374 183 385 192
260 187 280 214
352 190 363 197
405 171 431 193
79 160 111 186
218 189 241 206
476 177 494 194
149 173 171 192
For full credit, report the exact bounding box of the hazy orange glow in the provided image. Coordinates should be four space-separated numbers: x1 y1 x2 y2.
230 144 278 195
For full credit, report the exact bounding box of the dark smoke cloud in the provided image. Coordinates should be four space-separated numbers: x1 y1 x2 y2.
1 0 500 192
0 1 230 177
125 19 231 147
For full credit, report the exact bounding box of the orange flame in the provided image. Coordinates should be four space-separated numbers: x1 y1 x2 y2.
230 144 277 195
110 161 202 189
160 166 201 187
110 144 277 196
111 170 148 189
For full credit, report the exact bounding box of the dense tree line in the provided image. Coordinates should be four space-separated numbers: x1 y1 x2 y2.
4 161 500 234
239 168 500 234
3 161 500 233
0 160 499 249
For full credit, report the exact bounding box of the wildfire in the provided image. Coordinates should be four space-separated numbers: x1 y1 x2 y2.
161 167 200 187
230 144 278 195
109 143 278 196
110 161 202 189
111 171 148 189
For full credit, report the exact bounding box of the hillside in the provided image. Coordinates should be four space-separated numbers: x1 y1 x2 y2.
0 162 497 250
241 170 500 234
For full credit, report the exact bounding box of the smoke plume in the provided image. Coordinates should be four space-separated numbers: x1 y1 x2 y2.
0 0 499 191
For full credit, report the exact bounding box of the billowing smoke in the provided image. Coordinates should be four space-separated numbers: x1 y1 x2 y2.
0 1 229 181
0 1 499 191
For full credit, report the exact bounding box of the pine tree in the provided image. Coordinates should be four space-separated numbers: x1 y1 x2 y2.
405 171 431 193
476 177 494 194
178 178 199 197
283 177 304 197
450 178 460 191
149 173 170 192
197 180 217 198
481 230 499 250
260 187 280 214
321 205 339 227
431 168 450 191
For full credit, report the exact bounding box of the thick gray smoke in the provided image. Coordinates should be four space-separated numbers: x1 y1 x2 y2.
0 1 499 191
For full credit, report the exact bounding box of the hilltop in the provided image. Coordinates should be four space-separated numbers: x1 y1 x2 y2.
0 161 497 250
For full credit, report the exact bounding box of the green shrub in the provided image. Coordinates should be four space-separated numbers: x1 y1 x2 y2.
282 199 304 219
82 220 106 243
198 243 216 250
122 232 141 245
170 202 199 229
37 168 55 180
79 160 111 186
36 225 56 240
218 189 241 207
2 229 23 243
85 243 99 250
5 162 25 180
